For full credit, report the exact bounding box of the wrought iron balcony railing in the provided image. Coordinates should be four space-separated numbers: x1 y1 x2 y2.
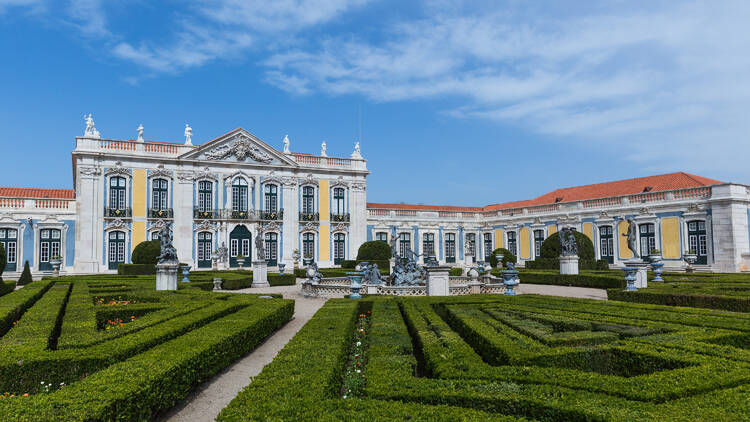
230 210 256 220
260 209 284 221
299 212 319 222
149 208 174 219
194 208 218 219
331 213 350 222
104 207 132 218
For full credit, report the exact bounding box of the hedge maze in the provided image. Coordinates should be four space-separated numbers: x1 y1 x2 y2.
0 276 293 421
220 295 750 421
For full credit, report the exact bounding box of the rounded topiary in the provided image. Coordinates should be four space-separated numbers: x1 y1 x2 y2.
17 260 32 286
540 231 594 260
356 240 392 262
132 240 161 265
489 248 517 268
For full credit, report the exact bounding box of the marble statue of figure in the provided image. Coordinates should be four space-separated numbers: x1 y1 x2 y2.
320 141 327 157
389 233 401 258
623 217 639 259
218 242 228 262
558 227 578 256
282 134 290 154
84 113 100 138
351 141 363 159
255 232 266 261
184 124 193 145
362 262 382 285
137 124 144 141
465 240 474 256
156 224 179 264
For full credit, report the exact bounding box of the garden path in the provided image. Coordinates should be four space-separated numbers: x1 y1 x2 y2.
518 283 608 300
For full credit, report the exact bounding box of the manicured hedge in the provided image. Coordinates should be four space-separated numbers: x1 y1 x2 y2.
525 258 610 270
17 261 32 286
117 263 156 275
356 240 391 262
489 248 517 268
341 260 357 268
0 281 13 297
0 242 5 281
131 240 160 265
516 270 624 289
220 273 297 290
449 267 463 276
608 288 750 312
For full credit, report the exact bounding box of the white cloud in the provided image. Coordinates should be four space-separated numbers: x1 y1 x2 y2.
66 0 108 36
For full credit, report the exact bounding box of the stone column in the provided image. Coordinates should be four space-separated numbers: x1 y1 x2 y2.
74 165 102 273
174 171 195 268
426 266 451 296
349 182 367 263
281 179 298 268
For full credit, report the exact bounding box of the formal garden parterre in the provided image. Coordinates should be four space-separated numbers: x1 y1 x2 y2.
0 275 293 421
219 295 750 421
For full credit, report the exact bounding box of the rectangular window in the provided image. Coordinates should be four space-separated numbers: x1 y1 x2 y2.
198 181 213 212
302 186 315 214
423 233 435 257
399 233 411 258
376 232 388 242
6 241 16 264
466 233 476 256
333 188 345 215
242 239 250 257
507 232 517 256
699 235 707 256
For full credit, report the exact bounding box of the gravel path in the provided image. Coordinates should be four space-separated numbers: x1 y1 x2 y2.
518 283 608 300
159 282 325 422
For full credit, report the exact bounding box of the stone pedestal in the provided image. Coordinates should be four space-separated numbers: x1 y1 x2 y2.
252 260 270 288
156 263 179 291
426 266 451 296
468 282 482 295
624 260 649 289
389 258 395 274
559 255 579 275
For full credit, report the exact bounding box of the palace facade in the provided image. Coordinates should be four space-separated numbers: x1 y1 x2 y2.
0 120 749 278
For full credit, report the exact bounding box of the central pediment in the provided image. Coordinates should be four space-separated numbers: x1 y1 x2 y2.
179 128 297 167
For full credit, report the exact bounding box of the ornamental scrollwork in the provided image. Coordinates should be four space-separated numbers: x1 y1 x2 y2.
330 176 349 188
332 223 349 233
177 171 194 182
300 222 319 233
350 182 366 192
194 167 218 181
149 219 167 232
150 164 172 179
78 166 101 176
205 134 272 163
195 220 217 232
299 173 317 187
281 176 297 187
105 162 132 177
106 219 129 231
261 222 281 233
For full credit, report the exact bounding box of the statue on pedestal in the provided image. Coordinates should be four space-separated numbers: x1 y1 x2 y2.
255 231 266 261
623 217 640 259
83 113 100 138
282 134 290 154
184 124 193 145
157 224 178 264
558 228 578 256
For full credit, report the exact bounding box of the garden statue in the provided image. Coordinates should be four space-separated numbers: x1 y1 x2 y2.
306 262 322 284
558 228 578 256
137 124 144 141
156 224 178 264
255 232 265 261
218 242 228 263
184 124 193 145
362 262 383 285
623 217 640 259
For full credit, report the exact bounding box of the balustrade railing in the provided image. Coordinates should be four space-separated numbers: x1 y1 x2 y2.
299 212 319 222
0 198 24 208
260 209 284 221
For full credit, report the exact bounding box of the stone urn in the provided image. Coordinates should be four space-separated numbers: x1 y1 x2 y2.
648 253 662 263
181 265 191 282
495 254 504 269
49 257 62 277
212 278 223 291
684 252 697 273
468 267 480 280
500 268 519 295
651 261 665 282
347 272 364 299
622 266 638 291
278 263 286 275
236 256 246 268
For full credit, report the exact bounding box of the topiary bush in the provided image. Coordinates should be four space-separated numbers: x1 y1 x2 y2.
118 264 156 275
449 267 463 276
541 231 595 260
17 261 32 286
356 241 391 262
488 248 517 268
131 240 161 265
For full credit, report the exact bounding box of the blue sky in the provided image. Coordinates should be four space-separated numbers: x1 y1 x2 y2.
1 0 749 206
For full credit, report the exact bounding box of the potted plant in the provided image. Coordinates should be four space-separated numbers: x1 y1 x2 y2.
648 248 662 262
236 254 246 268
292 249 301 268
49 255 63 277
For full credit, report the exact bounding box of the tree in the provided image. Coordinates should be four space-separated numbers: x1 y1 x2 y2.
132 240 161 265
18 260 32 286
540 231 595 260
489 248 517 268
356 241 392 262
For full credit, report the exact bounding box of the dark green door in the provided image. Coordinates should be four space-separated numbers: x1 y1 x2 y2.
599 226 614 264
688 220 708 265
230 225 251 267
108 231 125 270
197 232 213 268
445 233 456 263
265 232 278 266
333 233 345 265
0 229 17 272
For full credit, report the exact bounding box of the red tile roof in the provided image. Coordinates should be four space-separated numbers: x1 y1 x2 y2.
369 172 723 213
0 187 75 199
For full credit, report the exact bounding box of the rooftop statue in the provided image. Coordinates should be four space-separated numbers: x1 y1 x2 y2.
137 124 144 141
320 141 327 157
559 227 578 256
624 217 640 259
282 134 290 154
83 113 100 138
157 224 179 264
351 141 363 159
184 124 193 145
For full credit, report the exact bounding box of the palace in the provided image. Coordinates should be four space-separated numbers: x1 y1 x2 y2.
1 118 749 278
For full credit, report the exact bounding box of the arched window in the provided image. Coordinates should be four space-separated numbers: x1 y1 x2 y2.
0 229 17 271
302 232 315 262
232 178 248 212
264 184 278 212
109 176 126 210
152 178 169 211
423 233 435 258
302 186 315 214
507 231 517 256
333 188 345 216
108 230 125 270
333 233 346 265
445 233 456 263
198 181 213 212
639 223 656 257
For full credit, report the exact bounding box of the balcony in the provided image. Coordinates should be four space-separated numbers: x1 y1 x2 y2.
230 210 256 220
194 208 218 219
149 208 174 219
299 212 319 222
105 207 132 218
331 213 350 222
260 209 284 221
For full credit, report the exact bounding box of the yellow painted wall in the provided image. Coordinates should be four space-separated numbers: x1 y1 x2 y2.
519 227 530 259
618 220 633 259
319 179 330 221
319 224 330 261
494 229 504 249
547 224 557 236
583 223 593 241
661 217 680 259
132 221 145 251
132 169 146 217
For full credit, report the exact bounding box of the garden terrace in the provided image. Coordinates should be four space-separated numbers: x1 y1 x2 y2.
219 295 750 421
0 276 293 421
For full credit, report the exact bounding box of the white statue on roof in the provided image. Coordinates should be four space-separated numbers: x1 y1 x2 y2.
83 113 100 138
351 141 362 159
282 134 290 154
137 124 144 141
320 141 327 157
184 124 193 145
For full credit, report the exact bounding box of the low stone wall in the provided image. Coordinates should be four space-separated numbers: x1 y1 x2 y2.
302 276 507 297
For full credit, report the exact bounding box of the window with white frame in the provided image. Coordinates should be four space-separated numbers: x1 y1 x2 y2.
109 176 127 210
198 181 213 212
302 186 315 214
423 233 435 257
507 231 517 256
264 184 278 212
376 232 388 242
639 223 656 257
333 188 345 216
232 178 249 212
152 178 169 210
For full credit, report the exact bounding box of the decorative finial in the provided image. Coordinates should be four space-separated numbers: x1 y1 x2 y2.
351 141 362 159
137 124 144 141
184 124 193 145
320 141 328 157
83 113 100 138
282 134 290 154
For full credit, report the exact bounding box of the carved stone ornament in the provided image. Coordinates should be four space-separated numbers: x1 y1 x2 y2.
150 164 172 179
224 172 255 187
106 219 129 231
204 134 272 163
533 217 542 225
350 182 366 192
301 222 319 233
281 176 297 186
686 203 702 213
105 162 132 177
177 171 194 182
332 223 349 233
262 171 283 186
639 207 651 215
299 173 317 187
150 219 167 232
194 167 218 181
262 222 281 233
78 166 101 176
599 211 610 219
195 220 217 232
330 176 349 188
